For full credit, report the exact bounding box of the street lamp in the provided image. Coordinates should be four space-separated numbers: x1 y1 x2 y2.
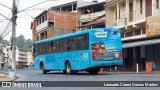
87 9 92 29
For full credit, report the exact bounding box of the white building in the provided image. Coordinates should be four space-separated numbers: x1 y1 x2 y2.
16 48 28 68
27 51 33 66
0 46 33 69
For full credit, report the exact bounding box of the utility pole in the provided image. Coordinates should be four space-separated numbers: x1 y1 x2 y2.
10 0 17 78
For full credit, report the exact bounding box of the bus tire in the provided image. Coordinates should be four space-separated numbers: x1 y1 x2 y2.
63 70 66 74
40 63 47 74
88 69 99 75
65 62 74 75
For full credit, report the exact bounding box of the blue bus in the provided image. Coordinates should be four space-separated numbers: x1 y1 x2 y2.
33 28 123 75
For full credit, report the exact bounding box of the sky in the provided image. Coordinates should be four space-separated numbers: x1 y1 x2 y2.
0 0 105 40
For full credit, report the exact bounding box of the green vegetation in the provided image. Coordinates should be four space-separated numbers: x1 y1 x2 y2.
15 35 32 51
0 35 32 51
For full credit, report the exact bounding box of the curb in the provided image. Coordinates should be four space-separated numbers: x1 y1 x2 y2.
106 71 160 75
0 72 20 81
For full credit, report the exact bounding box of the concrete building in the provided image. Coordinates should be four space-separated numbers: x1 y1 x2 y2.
0 45 33 69
31 1 77 43
76 0 106 30
50 1 77 12
27 51 33 66
16 48 28 68
105 0 160 71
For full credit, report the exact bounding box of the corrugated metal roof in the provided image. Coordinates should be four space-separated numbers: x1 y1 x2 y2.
123 39 160 48
77 0 106 8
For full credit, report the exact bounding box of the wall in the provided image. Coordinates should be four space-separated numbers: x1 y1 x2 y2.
118 2 126 25
152 0 160 16
52 12 76 37
134 0 146 21
32 11 76 42
106 6 116 27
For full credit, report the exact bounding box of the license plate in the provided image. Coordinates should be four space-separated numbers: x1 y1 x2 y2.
115 54 119 58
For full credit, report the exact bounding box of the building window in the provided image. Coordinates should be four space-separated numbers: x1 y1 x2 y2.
45 13 47 21
37 36 39 41
45 31 47 39
157 0 159 9
119 9 120 19
134 30 141 35
115 10 117 21
42 16 45 23
39 18 41 25
140 0 142 14
142 29 146 34
125 31 133 37
36 20 39 26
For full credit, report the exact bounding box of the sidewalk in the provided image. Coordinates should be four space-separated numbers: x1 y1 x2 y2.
100 70 160 75
0 71 18 81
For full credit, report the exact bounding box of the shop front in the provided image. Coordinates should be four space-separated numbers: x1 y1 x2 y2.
121 37 160 71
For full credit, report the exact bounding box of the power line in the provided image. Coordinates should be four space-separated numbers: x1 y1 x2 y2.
1 29 12 39
0 13 11 21
0 12 12 30
0 2 12 10
1 22 12 37
0 21 12 37
18 0 49 13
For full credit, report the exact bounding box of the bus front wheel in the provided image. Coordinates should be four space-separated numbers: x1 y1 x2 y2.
40 63 47 74
65 62 74 75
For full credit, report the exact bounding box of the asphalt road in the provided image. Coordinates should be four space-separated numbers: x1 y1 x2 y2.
14 69 160 81
1 69 160 90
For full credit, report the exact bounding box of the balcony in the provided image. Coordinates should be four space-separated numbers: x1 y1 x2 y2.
18 52 27 55
107 5 158 28
80 11 105 22
36 21 48 32
18 55 27 59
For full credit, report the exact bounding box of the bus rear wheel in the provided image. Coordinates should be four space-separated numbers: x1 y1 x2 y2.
63 70 66 74
65 62 75 75
88 69 99 75
40 63 47 74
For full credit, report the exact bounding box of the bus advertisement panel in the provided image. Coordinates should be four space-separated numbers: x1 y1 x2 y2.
91 29 123 61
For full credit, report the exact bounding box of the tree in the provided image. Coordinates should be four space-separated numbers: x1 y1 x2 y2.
10 35 32 51
26 39 32 51
16 35 25 48
0 36 9 46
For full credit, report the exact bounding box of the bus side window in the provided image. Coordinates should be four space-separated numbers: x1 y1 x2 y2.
56 40 59 52
67 37 73 51
72 37 77 50
50 42 53 52
34 46 38 57
84 34 89 49
77 35 83 50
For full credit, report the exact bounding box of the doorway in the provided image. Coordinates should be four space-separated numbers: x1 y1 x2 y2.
146 0 152 17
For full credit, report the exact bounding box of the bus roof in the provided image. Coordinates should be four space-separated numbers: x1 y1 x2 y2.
34 28 117 44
